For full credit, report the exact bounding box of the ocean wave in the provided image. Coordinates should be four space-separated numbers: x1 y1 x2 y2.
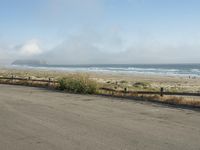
7 64 200 77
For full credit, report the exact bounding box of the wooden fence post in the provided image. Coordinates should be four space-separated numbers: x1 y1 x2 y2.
53 78 55 87
160 87 164 97
11 75 14 84
28 77 31 85
124 88 127 92
48 78 51 87
124 88 127 96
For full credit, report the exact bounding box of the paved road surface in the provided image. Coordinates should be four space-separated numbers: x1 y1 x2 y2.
0 84 200 150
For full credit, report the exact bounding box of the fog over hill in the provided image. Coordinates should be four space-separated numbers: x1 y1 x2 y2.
1 35 200 65
12 60 47 66
0 0 200 65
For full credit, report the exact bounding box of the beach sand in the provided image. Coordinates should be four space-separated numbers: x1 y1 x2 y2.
0 67 200 93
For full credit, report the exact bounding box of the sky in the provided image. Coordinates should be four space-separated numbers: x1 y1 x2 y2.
0 0 200 64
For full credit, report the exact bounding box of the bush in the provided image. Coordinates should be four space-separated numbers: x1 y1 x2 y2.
133 82 150 88
58 74 98 94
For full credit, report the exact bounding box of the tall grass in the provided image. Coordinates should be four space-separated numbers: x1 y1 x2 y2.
58 74 98 94
141 95 200 107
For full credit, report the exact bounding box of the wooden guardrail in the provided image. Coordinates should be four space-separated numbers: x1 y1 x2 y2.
99 87 200 97
0 77 53 82
0 76 59 87
0 76 200 97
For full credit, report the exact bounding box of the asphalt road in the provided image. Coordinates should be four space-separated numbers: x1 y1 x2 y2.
0 84 200 150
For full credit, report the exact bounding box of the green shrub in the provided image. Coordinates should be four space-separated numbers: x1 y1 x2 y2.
58 74 98 94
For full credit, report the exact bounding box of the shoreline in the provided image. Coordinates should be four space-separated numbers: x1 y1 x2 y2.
2 64 200 78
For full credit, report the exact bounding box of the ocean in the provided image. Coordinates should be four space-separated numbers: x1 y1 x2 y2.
10 64 200 77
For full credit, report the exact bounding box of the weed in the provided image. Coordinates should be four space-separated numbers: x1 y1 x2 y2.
58 74 98 94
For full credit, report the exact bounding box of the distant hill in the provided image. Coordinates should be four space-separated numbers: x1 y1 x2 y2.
12 60 47 66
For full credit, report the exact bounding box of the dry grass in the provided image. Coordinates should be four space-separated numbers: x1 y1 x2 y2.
143 95 200 107
162 96 200 106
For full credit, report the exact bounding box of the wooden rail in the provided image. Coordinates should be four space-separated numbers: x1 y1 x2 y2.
99 88 200 97
0 76 200 97
0 76 59 88
0 76 59 83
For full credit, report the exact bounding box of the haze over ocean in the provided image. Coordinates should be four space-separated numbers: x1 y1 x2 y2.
9 63 200 77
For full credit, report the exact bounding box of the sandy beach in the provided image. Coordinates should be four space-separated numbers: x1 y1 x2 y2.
1 67 200 93
1 67 200 106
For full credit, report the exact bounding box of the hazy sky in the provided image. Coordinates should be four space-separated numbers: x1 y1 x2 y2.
0 0 200 64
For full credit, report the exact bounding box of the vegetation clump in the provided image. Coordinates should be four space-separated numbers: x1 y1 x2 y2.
133 82 150 88
58 74 98 94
